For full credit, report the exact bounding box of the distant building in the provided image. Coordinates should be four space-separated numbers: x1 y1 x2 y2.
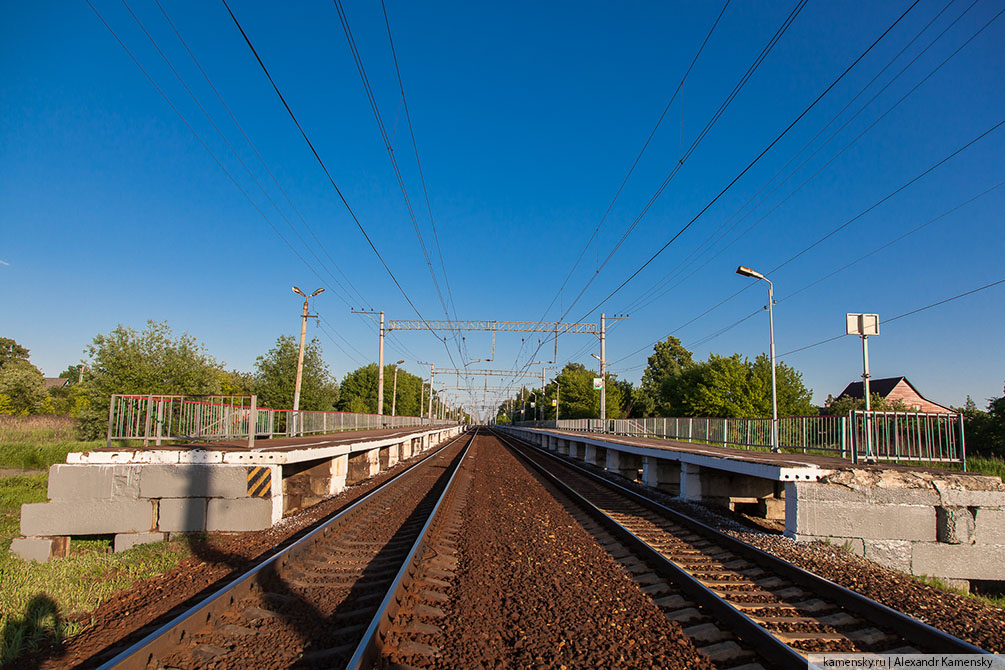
43 377 68 390
836 376 953 414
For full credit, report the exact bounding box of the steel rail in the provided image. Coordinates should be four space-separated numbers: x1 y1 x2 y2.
347 427 477 668
97 429 474 670
491 428 806 668
491 428 990 663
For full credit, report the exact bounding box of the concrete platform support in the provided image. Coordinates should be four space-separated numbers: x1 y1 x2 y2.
584 445 598 466
642 457 681 495
678 463 777 509
556 439 570 456
283 459 334 514
785 474 1005 585
680 463 704 501
606 449 642 482
347 449 380 485
330 455 348 495
378 447 391 470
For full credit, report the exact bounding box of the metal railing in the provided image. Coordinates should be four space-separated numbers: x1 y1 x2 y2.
107 394 453 448
513 411 965 468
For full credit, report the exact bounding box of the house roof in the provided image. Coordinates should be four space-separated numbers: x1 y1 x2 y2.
836 376 952 412
837 376 907 400
43 377 68 389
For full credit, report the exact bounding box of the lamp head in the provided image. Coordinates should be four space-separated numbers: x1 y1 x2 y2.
396 359 405 365
736 265 765 281
292 286 306 297
310 288 325 297
591 353 601 361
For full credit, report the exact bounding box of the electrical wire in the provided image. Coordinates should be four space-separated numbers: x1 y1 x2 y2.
538 0 732 321
572 0 923 322
220 0 462 372
779 278 1005 357
86 0 348 311
622 0 972 314
153 0 371 309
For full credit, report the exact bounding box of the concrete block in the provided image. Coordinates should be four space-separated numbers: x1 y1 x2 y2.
158 498 208 532
206 498 272 532
47 464 141 501
912 542 1005 581
975 508 1005 545
787 492 936 541
867 488 940 506
933 482 1005 508
10 537 69 562
936 506 975 545
863 539 913 572
21 500 155 536
793 482 869 504
114 532 166 553
139 465 248 499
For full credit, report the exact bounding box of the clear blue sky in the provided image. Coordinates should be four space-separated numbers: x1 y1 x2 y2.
2 0 1002 419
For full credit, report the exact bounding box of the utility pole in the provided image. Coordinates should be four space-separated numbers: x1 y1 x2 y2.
428 364 435 421
391 359 405 417
600 312 606 426
555 382 560 421
378 311 385 418
292 286 324 435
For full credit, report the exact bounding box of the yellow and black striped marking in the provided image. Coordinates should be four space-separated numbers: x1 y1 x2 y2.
247 466 271 498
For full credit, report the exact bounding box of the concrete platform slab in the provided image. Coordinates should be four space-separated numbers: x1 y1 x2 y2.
21 500 155 536
206 498 271 532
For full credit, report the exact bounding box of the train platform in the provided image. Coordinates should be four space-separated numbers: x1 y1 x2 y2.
499 425 1005 589
11 424 466 563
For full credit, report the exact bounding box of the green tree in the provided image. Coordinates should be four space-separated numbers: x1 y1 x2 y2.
254 335 338 411
0 359 47 415
956 385 1005 457
659 352 815 418
77 321 225 437
0 337 30 370
337 363 428 416
640 336 694 416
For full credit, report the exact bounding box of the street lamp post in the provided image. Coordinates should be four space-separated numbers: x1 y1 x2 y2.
554 381 561 421
735 266 779 453
391 360 405 417
291 286 324 436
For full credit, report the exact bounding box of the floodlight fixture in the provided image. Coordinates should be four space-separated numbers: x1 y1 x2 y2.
292 286 306 297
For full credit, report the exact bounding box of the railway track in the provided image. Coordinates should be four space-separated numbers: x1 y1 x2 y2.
98 429 475 670
493 428 991 669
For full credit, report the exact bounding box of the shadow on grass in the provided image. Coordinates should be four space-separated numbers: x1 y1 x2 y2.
1 595 63 670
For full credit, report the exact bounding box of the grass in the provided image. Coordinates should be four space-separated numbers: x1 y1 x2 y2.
0 416 104 471
0 420 190 667
915 574 1005 609
967 454 1005 481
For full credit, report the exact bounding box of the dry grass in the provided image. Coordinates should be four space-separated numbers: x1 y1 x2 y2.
0 416 103 471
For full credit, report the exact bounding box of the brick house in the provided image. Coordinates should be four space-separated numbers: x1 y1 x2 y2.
836 376 953 414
